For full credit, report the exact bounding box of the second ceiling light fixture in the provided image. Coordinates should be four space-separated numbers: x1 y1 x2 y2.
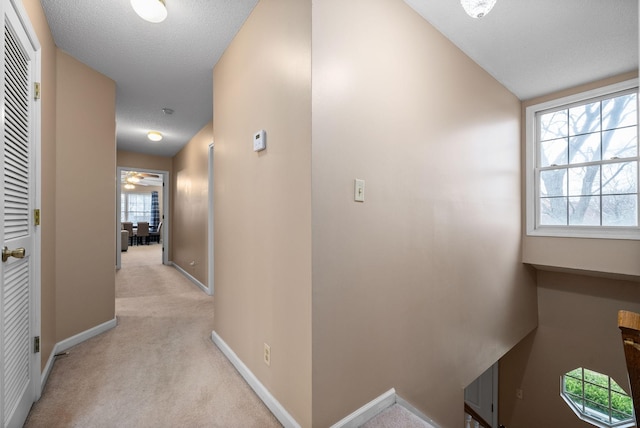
460 0 497 18
130 0 167 23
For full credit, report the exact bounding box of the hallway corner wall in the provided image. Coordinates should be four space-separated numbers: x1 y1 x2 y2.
171 120 212 285
55 50 116 341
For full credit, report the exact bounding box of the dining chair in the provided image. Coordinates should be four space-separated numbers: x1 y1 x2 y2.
136 222 150 245
149 221 162 244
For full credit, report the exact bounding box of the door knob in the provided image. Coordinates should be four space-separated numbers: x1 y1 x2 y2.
2 246 25 262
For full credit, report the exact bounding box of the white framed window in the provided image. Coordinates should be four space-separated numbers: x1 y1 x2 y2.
526 79 639 239
561 367 634 428
121 192 152 223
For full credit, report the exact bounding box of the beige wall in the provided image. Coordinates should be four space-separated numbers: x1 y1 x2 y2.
22 0 57 369
171 121 212 285
55 50 116 340
499 271 640 427
212 0 312 425
311 1 537 426
522 71 640 277
117 150 172 172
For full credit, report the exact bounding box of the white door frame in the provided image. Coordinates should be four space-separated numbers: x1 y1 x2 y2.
1 0 41 425
116 167 170 269
207 143 214 296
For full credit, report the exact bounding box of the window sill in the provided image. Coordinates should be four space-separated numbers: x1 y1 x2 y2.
527 226 640 241
523 234 640 279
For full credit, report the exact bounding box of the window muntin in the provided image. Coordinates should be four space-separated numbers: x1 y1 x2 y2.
526 80 640 239
561 367 634 428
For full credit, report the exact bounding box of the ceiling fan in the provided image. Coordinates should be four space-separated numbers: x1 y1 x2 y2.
122 171 162 188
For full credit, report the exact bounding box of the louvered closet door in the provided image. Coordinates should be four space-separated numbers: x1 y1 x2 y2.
1 2 37 427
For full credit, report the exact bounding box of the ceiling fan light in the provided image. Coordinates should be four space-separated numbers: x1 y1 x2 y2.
124 183 136 190
131 0 167 23
461 0 496 18
147 131 163 142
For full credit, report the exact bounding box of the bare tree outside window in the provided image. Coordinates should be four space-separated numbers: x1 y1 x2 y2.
537 91 638 227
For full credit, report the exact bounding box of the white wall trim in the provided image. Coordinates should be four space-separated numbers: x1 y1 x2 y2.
211 331 301 428
40 344 56 393
329 388 396 428
329 388 441 428
41 317 117 392
172 262 208 294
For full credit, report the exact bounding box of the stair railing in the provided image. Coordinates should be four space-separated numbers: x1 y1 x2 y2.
464 403 491 428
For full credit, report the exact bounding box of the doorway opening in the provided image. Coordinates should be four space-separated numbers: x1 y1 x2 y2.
464 362 499 427
116 167 170 269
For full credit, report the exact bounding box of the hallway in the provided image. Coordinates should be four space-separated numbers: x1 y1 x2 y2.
24 246 281 427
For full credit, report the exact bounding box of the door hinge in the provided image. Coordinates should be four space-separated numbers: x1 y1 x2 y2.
34 336 40 353
34 209 40 226
34 82 41 100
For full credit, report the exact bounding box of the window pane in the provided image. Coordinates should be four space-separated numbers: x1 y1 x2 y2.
569 133 601 164
568 166 600 196
602 127 638 160
567 368 583 379
541 138 568 167
611 380 627 394
613 410 632 422
602 194 637 226
569 101 601 136
584 369 611 388
569 196 600 225
611 391 634 416
540 197 567 225
564 375 583 395
603 93 637 131
540 110 568 141
602 162 637 194
540 169 567 197
584 383 609 407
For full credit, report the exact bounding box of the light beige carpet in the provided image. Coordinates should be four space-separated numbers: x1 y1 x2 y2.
361 404 436 428
24 245 282 428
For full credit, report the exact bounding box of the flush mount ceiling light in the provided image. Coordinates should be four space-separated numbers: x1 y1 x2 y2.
461 0 496 18
131 0 167 23
147 131 163 142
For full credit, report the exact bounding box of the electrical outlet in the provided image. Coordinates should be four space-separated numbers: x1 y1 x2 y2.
264 343 271 367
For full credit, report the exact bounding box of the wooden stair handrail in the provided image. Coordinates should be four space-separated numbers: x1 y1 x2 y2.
464 403 492 428
618 310 640 427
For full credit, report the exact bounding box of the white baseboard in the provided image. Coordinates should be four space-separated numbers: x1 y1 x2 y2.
40 346 56 394
329 389 441 428
211 331 301 428
172 262 210 295
41 317 118 393
330 388 396 428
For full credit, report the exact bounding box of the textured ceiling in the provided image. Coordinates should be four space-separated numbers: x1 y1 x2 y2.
41 0 637 157
41 0 258 157
403 0 638 100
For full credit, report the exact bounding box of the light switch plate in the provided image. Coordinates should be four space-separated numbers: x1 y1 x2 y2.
253 130 266 152
354 179 365 202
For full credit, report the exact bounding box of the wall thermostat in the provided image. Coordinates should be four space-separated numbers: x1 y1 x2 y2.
253 130 266 152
